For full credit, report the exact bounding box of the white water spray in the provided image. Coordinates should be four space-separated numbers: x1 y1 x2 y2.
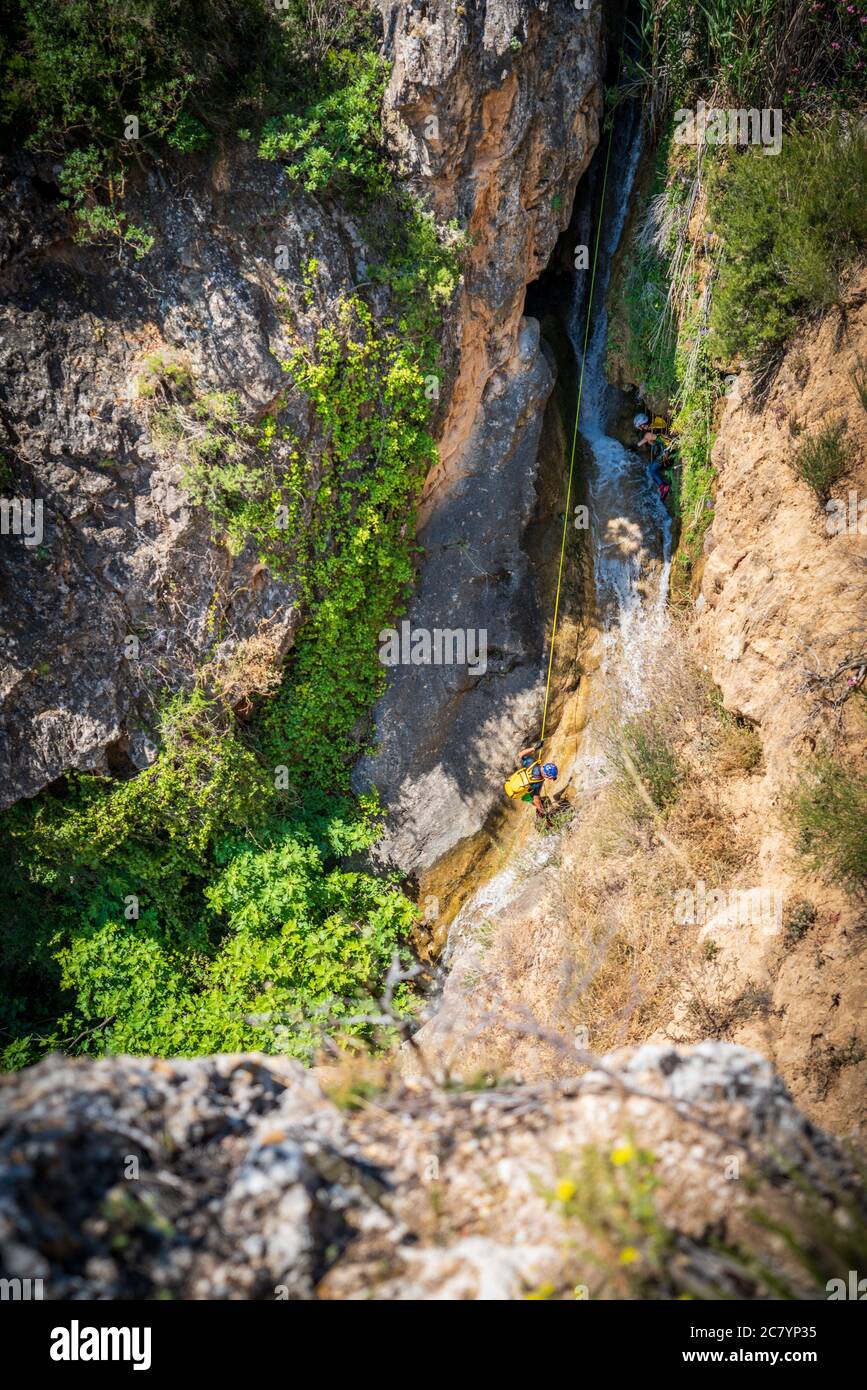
570 118 672 786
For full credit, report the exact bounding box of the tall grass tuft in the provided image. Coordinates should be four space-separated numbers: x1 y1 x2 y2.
850 356 867 415
608 715 683 823
791 419 853 502
790 755 867 892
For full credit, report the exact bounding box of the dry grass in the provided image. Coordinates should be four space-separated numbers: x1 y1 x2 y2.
713 718 764 775
199 619 287 712
314 1049 392 1111
416 627 771 1081
544 627 761 1056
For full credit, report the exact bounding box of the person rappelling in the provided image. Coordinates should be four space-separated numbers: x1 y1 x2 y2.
504 742 559 821
634 411 676 501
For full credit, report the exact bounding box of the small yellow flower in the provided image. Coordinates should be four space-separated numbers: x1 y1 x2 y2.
525 1282 556 1301
619 1247 638 1266
555 1178 577 1203
611 1142 636 1166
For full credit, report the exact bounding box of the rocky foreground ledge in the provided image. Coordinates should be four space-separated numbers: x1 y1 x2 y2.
0 1043 861 1300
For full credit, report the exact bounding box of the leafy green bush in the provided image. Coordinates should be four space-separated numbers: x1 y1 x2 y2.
709 120 867 370
0 0 375 150
668 302 719 596
0 0 380 252
259 49 387 196
164 112 210 154
790 755 867 892
0 689 416 1069
0 2 464 1068
791 418 853 501
57 146 154 258
261 297 438 788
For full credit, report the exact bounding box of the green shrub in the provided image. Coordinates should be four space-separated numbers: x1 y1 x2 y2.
608 715 683 822
790 755 867 892
0 1 380 252
260 297 438 788
791 418 853 502
258 49 388 197
57 146 154 258
668 308 719 597
0 3 463 1068
709 120 867 370
0 0 374 151
635 0 867 112
784 899 817 944
165 112 210 154
0 689 417 1069
134 351 194 402
849 356 867 414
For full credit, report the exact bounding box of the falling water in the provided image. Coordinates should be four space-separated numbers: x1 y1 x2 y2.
431 103 676 974
569 110 672 788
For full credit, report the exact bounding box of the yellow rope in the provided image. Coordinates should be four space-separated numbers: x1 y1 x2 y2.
540 89 621 746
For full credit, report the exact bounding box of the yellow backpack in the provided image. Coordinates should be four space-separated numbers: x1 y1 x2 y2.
504 761 542 799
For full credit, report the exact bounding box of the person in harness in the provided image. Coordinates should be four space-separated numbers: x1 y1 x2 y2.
634 412 676 501
504 743 558 818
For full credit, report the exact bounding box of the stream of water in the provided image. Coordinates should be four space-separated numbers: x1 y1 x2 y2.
568 109 672 790
432 108 675 961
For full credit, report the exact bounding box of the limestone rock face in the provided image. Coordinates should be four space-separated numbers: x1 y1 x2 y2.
1 1042 856 1300
0 147 365 803
688 268 867 1138
695 272 867 780
0 3 604 869
357 0 604 872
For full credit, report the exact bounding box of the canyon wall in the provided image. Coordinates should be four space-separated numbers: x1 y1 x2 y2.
410 260 867 1141
356 0 603 874
687 269 867 1137
0 0 604 851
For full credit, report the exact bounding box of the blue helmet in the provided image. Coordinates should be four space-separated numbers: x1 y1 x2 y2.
542 762 558 779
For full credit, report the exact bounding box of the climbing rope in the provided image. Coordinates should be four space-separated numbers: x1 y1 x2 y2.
539 76 622 746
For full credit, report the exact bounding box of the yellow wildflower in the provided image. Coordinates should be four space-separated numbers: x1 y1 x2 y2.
611 1142 636 1166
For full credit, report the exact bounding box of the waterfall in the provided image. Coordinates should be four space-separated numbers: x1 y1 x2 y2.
568 108 672 789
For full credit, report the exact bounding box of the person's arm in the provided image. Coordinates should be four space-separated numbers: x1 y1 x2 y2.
518 743 540 760
533 791 546 813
